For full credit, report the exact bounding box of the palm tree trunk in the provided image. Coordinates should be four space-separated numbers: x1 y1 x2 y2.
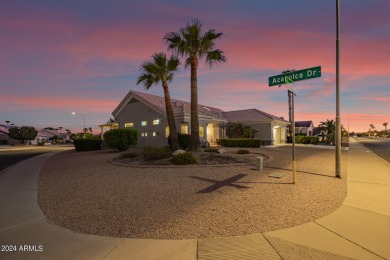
162 82 179 151
189 58 200 151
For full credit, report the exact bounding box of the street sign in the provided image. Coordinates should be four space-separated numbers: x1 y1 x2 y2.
269 66 321 87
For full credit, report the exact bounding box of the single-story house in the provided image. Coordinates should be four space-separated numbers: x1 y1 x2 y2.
111 90 289 147
295 121 314 136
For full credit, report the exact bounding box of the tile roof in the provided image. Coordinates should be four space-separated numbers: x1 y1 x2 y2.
125 91 226 119
295 121 313 127
114 90 287 123
222 109 288 123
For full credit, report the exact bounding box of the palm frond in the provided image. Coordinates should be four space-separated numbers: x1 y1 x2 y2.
206 49 226 66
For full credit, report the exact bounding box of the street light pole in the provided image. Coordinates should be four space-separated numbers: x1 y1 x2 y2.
72 112 86 138
335 0 341 178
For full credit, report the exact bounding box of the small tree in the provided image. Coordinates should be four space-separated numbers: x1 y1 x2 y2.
8 126 38 144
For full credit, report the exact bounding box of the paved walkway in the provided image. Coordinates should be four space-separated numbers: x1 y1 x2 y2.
0 140 389 259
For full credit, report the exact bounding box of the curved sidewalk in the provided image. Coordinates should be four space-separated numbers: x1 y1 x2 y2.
0 141 389 260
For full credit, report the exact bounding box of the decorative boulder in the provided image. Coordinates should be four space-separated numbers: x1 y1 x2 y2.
218 149 226 155
173 149 186 156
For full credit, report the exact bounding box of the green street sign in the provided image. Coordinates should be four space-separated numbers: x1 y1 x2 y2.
269 66 321 87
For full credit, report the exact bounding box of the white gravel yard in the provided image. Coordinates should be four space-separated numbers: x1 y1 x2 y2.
38 146 348 239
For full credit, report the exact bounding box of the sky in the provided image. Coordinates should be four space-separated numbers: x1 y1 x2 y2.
1 0 389 134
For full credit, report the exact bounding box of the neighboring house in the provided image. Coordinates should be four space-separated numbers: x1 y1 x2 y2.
295 121 314 136
0 125 10 143
110 90 289 147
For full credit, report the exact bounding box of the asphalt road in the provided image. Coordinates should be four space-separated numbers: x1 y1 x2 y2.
356 137 390 163
0 146 73 173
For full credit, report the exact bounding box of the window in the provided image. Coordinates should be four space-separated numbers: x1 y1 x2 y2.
124 122 133 128
141 132 148 137
153 132 159 137
165 126 170 137
199 126 204 137
153 119 160 125
181 123 189 134
141 121 147 126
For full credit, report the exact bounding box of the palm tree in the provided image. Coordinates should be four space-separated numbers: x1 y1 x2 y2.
5 120 10 125
137 52 180 151
165 19 226 151
319 119 335 134
383 122 388 131
58 126 63 134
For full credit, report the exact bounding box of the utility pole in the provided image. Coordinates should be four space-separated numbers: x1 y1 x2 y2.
335 0 341 178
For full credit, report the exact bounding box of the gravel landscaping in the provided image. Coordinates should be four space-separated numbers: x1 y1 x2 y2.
38 145 348 239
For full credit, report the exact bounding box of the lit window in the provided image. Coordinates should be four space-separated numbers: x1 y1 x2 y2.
141 121 147 126
153 119 160 125
141 132 148 137
153 132 159 136
124 122 133 128
181 123 188 134
165 126 169 137
199 126 204 137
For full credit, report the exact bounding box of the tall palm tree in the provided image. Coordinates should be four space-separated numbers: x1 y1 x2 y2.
383 122 388 131
165 19 226 151
319 119 335 134
137 52 180 151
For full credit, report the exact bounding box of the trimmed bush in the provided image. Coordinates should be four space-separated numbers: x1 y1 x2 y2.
295 135 305 143
217 138 261 148
204 148 219 153
74 138 102 151
310 136 319 145
142 146 171 161
177 133 191 150
237 149 250 154
170 152 197 165
103 128 138 151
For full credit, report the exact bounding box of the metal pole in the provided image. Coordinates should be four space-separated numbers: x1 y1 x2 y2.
336 0 341 178
289 90 297 184
83 114 86 138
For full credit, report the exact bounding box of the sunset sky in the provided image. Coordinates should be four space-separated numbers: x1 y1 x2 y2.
1 0 389 133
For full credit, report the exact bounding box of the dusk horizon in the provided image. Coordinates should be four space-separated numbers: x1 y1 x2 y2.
1 0 389 134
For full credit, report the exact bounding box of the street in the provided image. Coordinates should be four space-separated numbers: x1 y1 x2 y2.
0 145 73 172
356 137 390 163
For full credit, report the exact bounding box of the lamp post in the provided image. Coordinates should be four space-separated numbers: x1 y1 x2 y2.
72 112 86 138
335 0 341 178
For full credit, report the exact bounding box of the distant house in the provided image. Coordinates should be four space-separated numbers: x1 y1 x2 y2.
0 125 10 144
295 121 314 136
110 90 289 147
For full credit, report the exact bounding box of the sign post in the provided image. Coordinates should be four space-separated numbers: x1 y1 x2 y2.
269 66 322 184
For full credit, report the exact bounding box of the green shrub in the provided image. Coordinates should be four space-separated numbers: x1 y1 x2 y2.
103 128 138 151
326 133 335 145
217 138 261 148
142 146 171 160
237 149 250 154
74 138 102 151
310 136 319 145
177 133 191 150
204 148 219 153
170 152 197 165
302 136 312 144
0 140 8 145
295 135 305 143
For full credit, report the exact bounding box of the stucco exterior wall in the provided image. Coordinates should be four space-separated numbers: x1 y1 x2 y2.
116 99 169 147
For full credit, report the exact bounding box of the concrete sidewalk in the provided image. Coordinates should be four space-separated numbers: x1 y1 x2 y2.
0 140 389 259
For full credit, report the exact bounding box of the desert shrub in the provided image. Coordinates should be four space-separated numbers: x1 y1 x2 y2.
217 138 261 148
237 149 250 154
204 148 219 153
326 133 335 145
170 152 197 165
103 128 138 151
142 146 171 160
74 138 102 152
118 151 139 159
